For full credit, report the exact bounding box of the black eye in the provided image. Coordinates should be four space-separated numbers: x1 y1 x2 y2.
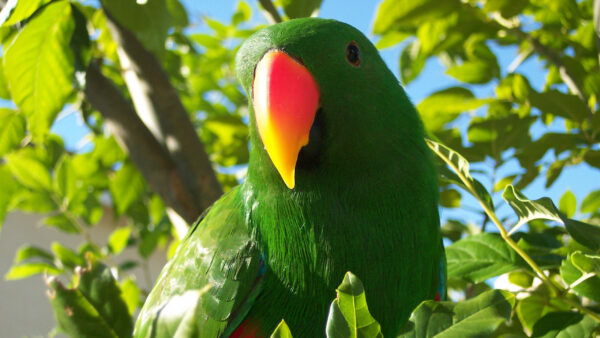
345 41 361 67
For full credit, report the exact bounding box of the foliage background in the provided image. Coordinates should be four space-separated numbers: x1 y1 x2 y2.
0 0 599 336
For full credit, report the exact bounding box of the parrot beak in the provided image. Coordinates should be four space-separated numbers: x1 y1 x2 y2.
252 50 320 189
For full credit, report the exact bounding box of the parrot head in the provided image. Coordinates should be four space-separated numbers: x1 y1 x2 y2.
236 18 425 190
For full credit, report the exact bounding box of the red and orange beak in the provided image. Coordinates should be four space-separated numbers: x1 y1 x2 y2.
252 51 320 189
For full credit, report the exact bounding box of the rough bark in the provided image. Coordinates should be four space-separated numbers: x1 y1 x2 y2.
84 62 204 224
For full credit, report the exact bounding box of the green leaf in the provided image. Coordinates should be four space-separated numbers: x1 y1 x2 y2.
279 0 322 19
51 242 85 269
516 294 571 333
232 1 252 25
10 190 57 213
47 258 133 338
43 214 79 234
483 0 529 18
446 61 496 84
503 185 600 250
559 190 577 218
529 89 589 123
325 272 383 338
165 0 188 28
109 163 145 215
138 287 214 337
6 153 52 190
103 0 184 54
271 320 293 338
3 0 74 140
53 156 77 203
0 61 11 99
0 0 50 26
0 108 25 156
376 31 410 49
571 252 600 274
440 188 461 208
398 290 515 337
120 277 141 315
14 244 54 264
426 139 494 210
6 261 61 280
0 166 18 227
531 312 600 338
418 88 491 132
446 233 525 283
560 253 600 302
373 0 461 34
399 40 426 85
108 226 132 255
508 270 533 288
581 190 600 214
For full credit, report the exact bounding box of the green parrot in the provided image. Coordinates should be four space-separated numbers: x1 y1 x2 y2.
134 18 444 337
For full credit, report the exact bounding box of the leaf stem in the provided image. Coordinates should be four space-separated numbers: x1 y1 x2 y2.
433 143 600 323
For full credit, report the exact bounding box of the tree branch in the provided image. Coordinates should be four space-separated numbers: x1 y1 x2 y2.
84 61 202 225
501 24 595 130
258 0 283 24
101 9 223 221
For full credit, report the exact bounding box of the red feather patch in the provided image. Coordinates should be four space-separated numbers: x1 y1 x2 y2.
229 318 262 338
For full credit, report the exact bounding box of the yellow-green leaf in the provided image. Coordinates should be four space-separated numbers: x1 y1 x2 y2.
0 108 25 156
3 0 74 140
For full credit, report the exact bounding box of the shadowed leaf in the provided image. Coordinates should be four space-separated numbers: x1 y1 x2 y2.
399 290 515 337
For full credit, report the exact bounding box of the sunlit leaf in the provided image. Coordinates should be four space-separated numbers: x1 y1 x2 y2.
51 242 85 269
560 253 600 302
271 320 293 338
0 0 50 26
0 108 25 156
6 261 61 280
6 153 52 190
43 214 79 234
373 0 461 34
559 190 577 218
426 139 494 210
14 244 54 264
325 272 383 338
571 252 600 274
108 226 132 255
446 60 496 84
376 31 410 49
503 185 600 250
418 88 491 132
279 0 322 19
120 277 141 315
0 61 11 99
581 190 600 214
109 162 145 215
399 40 426 85
3 0 74 140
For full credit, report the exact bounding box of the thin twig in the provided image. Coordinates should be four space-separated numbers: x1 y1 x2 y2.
258 0 283 23
437 147 600 323
495 19 595 138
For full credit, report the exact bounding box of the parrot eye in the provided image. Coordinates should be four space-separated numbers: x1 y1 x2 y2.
345 41 361 67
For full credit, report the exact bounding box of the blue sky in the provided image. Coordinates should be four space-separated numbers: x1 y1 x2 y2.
51 0 599 225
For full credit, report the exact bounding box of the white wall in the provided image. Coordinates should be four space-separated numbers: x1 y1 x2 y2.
0 210 167 337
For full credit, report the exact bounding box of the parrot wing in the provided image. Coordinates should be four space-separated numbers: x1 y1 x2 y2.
134 186 264 337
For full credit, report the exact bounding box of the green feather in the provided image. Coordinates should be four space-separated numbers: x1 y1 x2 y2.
135 18 443 338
